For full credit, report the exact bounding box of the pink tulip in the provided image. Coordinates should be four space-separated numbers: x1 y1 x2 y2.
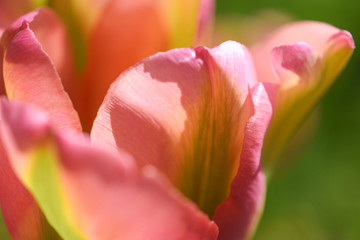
251 21 355 171
1 6 273 238
0 4 354 240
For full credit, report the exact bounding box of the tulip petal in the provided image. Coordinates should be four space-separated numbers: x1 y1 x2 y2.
0 98 62 240
166 0 214 47
49 0 109 36
212 83 272 240
0 38 5 96
209 40 258 103
1 98 219 240
271 42 317 82
47 0 110 70
252 21 354 169
165 0 199 47
91 46 206 178
92 41 261 219
20 7 79 101
252 21 342 84
79 0 169 129
1 8 81 132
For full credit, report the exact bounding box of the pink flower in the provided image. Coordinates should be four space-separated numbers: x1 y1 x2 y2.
251 22 355 171
0 4 354 240
1 33 272 240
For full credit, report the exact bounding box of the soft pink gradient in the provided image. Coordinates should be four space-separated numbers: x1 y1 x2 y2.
1 98 219 240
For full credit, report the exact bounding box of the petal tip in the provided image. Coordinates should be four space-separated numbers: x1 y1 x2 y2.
329 30 355 50
271 42 317 80
1 10 39 47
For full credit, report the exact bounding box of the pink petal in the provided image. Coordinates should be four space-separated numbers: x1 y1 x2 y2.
208 41 258 103
212 83 273 240
91 47 204 180
271 42 318 81
58 134 219 240
23 7 79 102
1 8 81 132
0 98 61 240
1 98 219 240
1 7 78 103
252 21 345 84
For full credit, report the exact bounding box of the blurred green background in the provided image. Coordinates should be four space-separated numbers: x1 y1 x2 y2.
216 0 360 239
1 0 359 239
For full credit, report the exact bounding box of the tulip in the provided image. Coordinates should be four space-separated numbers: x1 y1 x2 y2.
0 4 355 240
0 0 214 130
251 21 355 172
1 4 273 239
1 17 273 239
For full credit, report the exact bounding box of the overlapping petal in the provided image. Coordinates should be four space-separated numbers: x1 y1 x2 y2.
0 2 354 239
251 21 355 169
0 1 215 131
91 41 256 188
1 8 81 132
0 119 61 240
252 21 345 84
79 0 214 130
79 0 169 129
213 83 272 240
0 98 218 240
92 41 272 238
